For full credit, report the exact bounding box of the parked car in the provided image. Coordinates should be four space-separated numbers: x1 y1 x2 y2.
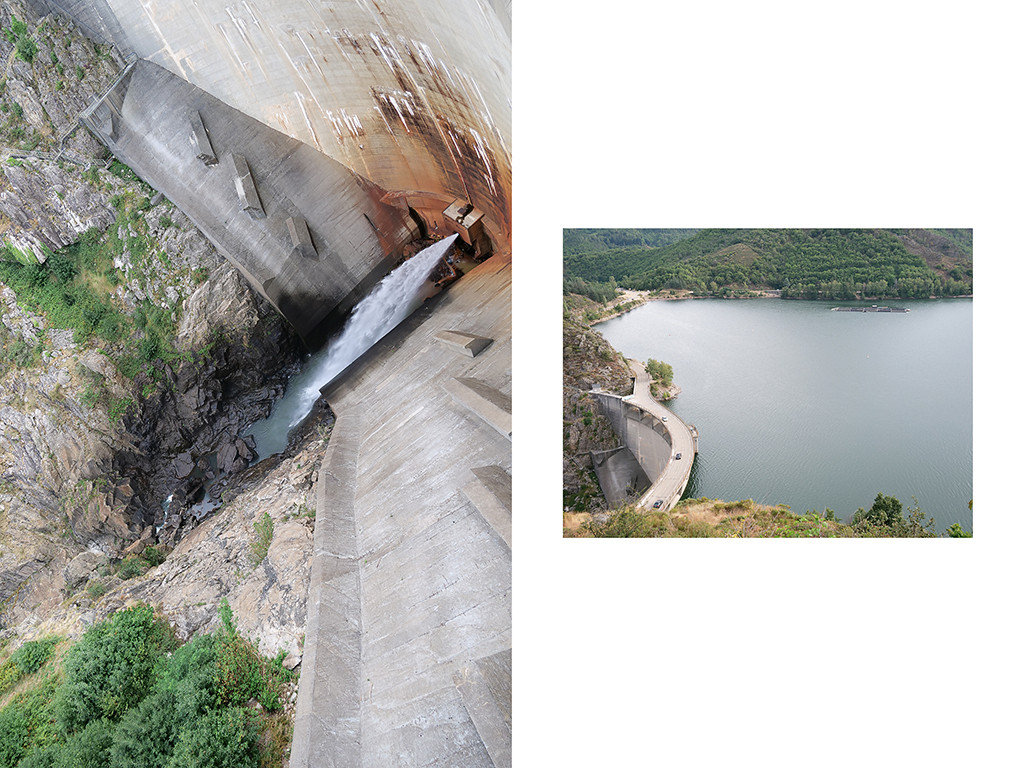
674 453 682 460
653 500 663 509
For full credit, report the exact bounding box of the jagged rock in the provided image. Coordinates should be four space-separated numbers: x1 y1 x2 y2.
172 452 194 479
123 538 149 558
64 550 106 590
0 159 116 260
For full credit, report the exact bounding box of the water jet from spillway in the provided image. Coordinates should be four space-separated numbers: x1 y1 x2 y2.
245 234 459 458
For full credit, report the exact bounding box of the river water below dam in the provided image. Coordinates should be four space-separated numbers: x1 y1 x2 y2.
245 234 459 458
594 298 973 533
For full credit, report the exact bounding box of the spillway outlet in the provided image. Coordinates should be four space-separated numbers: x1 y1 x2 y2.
443 199 491 258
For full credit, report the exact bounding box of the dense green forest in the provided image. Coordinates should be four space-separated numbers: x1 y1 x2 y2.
563 229 972 300
562 229 698 256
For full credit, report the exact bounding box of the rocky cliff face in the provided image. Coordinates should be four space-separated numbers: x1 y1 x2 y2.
562 294 634 512
0 2 314 657
0 0 124 260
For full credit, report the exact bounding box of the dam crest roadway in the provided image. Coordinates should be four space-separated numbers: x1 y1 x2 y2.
590 360 698 512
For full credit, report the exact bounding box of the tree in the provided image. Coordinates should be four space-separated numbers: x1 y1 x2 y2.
853 493 903 527
645 358 673 386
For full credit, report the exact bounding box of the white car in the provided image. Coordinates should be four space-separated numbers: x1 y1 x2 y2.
661 416 668 422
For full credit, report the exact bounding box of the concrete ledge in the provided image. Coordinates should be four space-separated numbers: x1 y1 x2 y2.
443 377 511 439
287 215 318 260
291 406 363 768
453 649 512 768
230 153 265 218
188 110 217 165
460 466 511 549
435 329 493 357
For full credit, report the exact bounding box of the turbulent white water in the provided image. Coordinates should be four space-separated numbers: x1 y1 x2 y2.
245 234 458 458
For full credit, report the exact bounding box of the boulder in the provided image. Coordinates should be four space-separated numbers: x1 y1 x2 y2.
64 551 106 591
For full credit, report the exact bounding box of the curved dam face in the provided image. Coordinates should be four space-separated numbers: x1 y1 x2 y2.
35 0 511 255
81 58 419 347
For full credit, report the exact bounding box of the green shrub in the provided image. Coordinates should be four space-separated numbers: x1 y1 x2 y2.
945 522 972 538
0 675 59 767
74 65 84 81
51 717 112 768
14 746 56 768
0 662 19 698
213 601 287 712
107 690 177 768
168 707 259 768
14 35 36 64
116 557 144 580
55 604 175 732
141 546 165 568
10 637 60 675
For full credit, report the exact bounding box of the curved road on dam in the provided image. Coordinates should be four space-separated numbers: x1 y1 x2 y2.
625 360 697 510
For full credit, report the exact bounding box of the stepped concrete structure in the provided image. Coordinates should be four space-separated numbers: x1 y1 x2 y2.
33 0 511 764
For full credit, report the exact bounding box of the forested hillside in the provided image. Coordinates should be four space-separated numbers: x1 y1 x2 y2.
564 228 972 300
562 229 698 256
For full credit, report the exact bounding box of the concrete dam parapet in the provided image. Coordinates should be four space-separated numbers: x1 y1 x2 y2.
590 382 697 511
298 252 511 767
80 59 418 347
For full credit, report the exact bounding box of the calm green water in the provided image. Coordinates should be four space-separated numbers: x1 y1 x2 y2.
594 298 973 532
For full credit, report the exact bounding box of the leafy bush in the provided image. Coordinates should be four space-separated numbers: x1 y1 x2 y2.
55 605 175 732
0 605 291 768
51 718 112 768
945 522 972 538
10 637 60 675
107 690 177 768
141 546 165 568
0 675 59 767
13 35 36 65
168 707 259 768
0 663 19 698
116 557 144 580
213 601 286 712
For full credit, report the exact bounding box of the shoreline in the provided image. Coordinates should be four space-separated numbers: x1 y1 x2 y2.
588 289 974 326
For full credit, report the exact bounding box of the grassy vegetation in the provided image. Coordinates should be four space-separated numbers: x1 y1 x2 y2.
251 513 274 566
568 493 968 538
0 181 189 419
0 603 295 768
0 638 61 699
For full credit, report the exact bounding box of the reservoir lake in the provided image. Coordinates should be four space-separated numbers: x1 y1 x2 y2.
594 298 973 533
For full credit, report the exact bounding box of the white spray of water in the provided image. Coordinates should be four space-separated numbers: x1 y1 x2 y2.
246 234 458 458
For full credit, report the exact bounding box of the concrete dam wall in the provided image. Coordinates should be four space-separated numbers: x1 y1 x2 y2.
81 58 418 347
591 391 675 488
35 0 511 254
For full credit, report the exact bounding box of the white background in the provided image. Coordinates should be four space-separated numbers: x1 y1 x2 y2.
513 1 1019 765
